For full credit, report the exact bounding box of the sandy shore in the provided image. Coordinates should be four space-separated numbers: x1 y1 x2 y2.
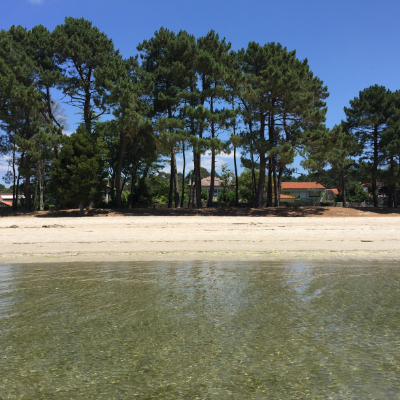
0 215 399 264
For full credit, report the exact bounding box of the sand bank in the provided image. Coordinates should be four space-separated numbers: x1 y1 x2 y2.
0 216 399 264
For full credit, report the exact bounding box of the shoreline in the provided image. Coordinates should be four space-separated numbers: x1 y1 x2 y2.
1 215 399 264
2 251 400 265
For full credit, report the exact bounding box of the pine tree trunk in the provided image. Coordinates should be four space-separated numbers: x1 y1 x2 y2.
116 131 127 208
372 181 378 207
251 151 256 207
208 149 216 207
129 164 137 209
194 150 202 208
389 161 395 208
234 145 239 207
39 161 44 211
12 146 17 211
342 169 346 208
266 158 273 207
255 118 266 209
207 97 215 208
181 142 186 208
168 153 174 208
84 89 92 136
277 166 283 207
110 173 115 202
15 171 21 211
24 168 31 212
388 189 393 208
188 172 192 208
172 146 180 208
248 121 257 207
267 112 275 208
79 201 84 216
273 159 278 207
372 126 379 207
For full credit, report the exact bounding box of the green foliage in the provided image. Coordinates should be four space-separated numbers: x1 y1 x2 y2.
52 17 122 135
335 184 369 203
218 189 235 205
147 172 171 201
217 164 234 205
238 168 260 205
50 128 106 208
133 177 153 205
201 189 209 201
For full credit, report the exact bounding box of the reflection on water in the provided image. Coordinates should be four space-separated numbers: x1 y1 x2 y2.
1 261 400 399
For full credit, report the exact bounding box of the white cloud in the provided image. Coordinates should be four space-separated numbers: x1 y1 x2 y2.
28 0 44 4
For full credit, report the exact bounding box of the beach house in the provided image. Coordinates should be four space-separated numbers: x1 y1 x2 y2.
279 182 326 204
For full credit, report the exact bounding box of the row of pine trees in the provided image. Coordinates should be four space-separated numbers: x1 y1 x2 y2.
0 18 399 213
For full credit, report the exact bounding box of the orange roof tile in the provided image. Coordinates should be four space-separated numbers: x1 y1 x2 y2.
281 182 325 190
280 194 297 199
326 188 339 195
0 200 12 207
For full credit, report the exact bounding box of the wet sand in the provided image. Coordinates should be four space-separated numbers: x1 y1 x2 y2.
0 216 399 264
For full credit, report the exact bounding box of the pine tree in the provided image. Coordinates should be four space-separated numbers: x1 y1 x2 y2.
52 17 121 136
344 85 391 207
304 124 359 207
109 56 153 208
234 42 328 208
381 90 400 207
0 26 47 210
195 31 235 207
138 28 195 208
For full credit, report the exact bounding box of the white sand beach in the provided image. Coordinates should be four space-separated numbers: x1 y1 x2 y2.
0 215 399 264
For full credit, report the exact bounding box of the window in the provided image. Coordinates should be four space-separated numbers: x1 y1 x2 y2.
309 191 321 198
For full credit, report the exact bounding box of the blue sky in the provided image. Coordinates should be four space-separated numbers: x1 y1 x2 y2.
1 0 400 179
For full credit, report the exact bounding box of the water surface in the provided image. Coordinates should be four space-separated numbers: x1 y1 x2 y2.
1 261 400 399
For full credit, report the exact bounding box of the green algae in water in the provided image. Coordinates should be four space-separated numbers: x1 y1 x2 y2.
1 261 400 399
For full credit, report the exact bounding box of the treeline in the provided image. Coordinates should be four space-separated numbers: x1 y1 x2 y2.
0 18 399 213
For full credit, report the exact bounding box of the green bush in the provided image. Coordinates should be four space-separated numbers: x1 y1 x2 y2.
218 190 235 206
48 204 56 211
335 184 369 202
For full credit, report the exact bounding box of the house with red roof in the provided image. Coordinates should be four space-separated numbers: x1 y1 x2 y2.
191 178 326 204
279 182 326 202
0 193 24 208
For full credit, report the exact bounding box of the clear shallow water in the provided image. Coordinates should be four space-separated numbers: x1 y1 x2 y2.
0 261 400 399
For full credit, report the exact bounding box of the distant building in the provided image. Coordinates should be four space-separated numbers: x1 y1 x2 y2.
0 193 24 208
279 182 326 201
325 188 339 201
190 176 235 203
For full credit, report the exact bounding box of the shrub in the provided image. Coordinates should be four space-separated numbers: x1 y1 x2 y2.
335 184 369 202
218 190 235 206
